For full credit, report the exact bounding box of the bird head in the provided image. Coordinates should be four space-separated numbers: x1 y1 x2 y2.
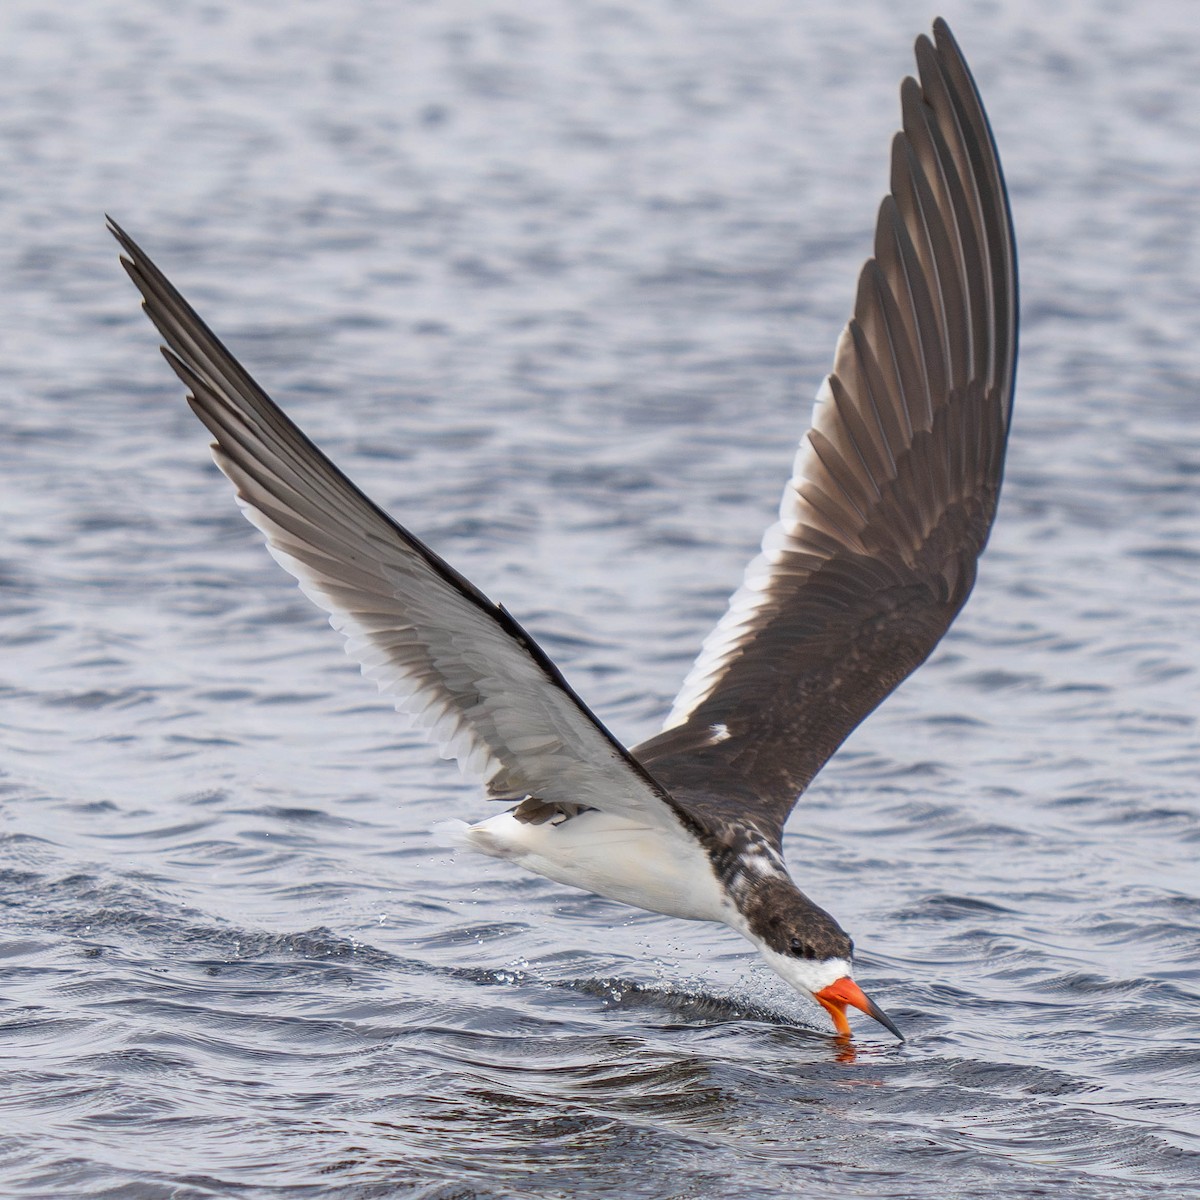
740 877 904 1040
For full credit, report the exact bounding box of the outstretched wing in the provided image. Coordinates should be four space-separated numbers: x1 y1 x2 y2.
634 20 1017 839
110 219 693 836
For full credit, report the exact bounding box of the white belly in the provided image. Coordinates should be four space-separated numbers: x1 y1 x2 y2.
463 808 732 924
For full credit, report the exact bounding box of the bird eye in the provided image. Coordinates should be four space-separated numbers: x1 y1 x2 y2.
789 937 813 959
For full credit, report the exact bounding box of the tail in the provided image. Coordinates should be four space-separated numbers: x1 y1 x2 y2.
429 817 472 852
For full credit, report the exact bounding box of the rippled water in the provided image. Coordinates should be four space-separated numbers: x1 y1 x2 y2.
2 1 1199 1196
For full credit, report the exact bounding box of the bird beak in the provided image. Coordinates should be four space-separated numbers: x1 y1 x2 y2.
815 976 904 1041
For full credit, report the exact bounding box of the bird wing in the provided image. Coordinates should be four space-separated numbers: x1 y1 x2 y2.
110 219 695 837
634 20 1017 840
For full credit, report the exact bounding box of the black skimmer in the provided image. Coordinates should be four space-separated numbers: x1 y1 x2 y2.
110 18 1015 1042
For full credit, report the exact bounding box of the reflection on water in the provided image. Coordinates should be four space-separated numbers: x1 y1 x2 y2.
1 1 1199 1197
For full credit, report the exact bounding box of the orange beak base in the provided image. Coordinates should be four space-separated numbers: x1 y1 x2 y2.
815 976 905 1041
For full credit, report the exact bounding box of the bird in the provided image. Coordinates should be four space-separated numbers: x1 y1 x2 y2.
110 17 1016 1042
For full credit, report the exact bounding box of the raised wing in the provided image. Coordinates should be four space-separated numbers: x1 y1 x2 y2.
634 20 1017 840
110 219 693 836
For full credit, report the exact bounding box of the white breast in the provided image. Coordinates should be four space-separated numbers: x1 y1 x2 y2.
463 808 731 924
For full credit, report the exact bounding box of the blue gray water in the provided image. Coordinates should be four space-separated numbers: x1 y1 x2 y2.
1 1 1198 1196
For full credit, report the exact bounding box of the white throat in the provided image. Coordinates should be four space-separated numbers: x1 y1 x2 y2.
753 944 852 998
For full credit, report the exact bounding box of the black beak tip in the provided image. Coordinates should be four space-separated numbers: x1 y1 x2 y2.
867 997 905 1041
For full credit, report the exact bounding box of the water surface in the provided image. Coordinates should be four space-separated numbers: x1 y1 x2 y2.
1 1 1198 1197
